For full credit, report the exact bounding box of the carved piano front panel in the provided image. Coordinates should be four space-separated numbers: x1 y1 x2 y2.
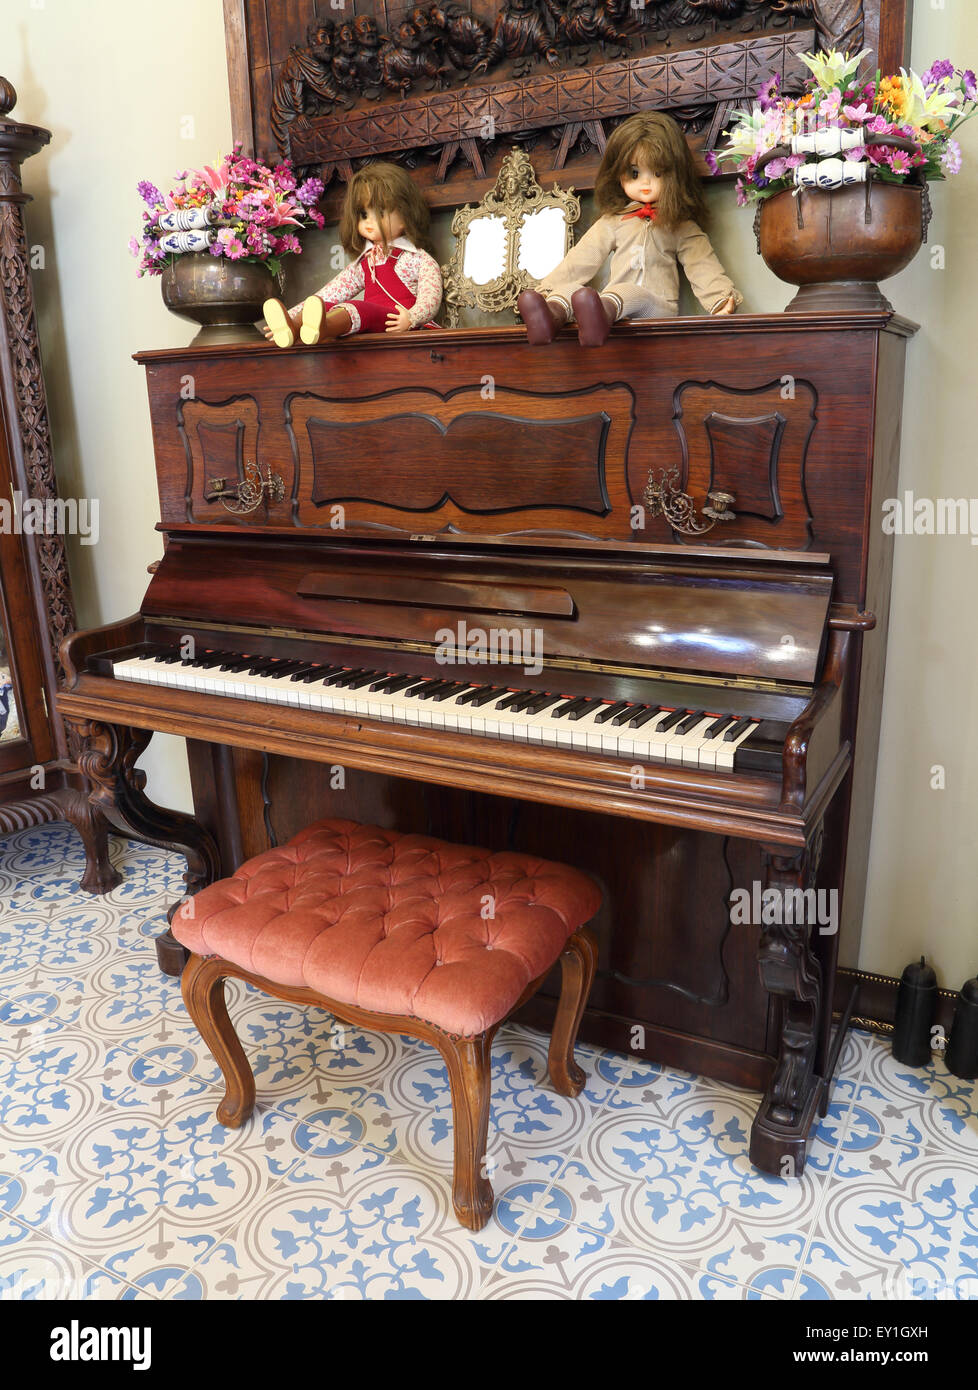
142 316 892 606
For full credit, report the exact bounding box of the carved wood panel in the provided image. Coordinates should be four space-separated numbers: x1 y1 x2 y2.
672 377 817 549
223 0 912 214
286 382 635 536
177 395 262 523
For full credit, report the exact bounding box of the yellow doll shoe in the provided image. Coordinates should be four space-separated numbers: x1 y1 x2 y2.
263 298 295 348
300 295 325 345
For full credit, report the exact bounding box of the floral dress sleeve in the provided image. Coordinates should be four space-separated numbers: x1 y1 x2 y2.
396 249 443 327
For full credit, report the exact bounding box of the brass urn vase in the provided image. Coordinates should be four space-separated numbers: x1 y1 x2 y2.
758 180 929 313
160 253 277 345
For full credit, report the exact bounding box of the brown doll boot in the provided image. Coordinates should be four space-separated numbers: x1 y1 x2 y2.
571 288 618 347
517 289 568 345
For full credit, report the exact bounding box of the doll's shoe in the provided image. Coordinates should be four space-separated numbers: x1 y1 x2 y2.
571 288 617 348
299 295 325 345
517 289 566 346
263 298 295 348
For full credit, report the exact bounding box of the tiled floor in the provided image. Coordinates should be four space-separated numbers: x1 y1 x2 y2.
1 822 976 1301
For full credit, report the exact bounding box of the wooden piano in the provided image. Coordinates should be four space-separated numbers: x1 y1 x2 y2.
57 310 915 1176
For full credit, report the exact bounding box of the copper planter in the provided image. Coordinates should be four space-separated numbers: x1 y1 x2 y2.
758 181 927 313
161 253 276 345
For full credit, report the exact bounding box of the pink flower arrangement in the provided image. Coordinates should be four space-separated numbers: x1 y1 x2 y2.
711 49 977 206
130 144 325 277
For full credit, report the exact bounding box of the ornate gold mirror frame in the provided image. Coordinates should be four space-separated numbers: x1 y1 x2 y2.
441 149 579 328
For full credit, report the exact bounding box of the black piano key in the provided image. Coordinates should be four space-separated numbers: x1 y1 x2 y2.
627 705 663 730
244 657 283 675
453 685 489 706
612 704 645 726
523 693 561 715
675 709 706 736
288 663 327 682
157 651 184 665
220 656 256 672
656 707 687 733
415 680 456 701
551 697 589 719
193 652 236 669
704 713 737 739
567 699 600 722
509 689 546 712
467 686 508 707
299 665 345 684
722 717 751 742
403 678 446 699
495 689 532 712
431 683 470 703
371 673 420 694
342 670 384 690
322 667 365 687
595 701 630 725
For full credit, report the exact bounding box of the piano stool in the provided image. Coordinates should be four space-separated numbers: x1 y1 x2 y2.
170 817 601 1231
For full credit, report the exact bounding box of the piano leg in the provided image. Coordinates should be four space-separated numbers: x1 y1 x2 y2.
54 785 122 895
67 718 221 976
750 842 827 1178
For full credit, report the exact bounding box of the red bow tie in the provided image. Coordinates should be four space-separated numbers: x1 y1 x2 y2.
624 205 657 221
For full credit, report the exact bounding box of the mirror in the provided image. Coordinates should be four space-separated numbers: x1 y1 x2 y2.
0 616 19 744
462 215 508 286
441 149 580 327
517 206 569 281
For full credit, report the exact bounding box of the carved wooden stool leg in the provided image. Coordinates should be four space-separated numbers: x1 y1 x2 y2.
549 925 597 1097
181 953 256 1129
436 1031 494 1231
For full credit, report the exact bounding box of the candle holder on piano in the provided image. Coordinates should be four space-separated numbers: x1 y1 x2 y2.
643 467 736 537
205 460 285 515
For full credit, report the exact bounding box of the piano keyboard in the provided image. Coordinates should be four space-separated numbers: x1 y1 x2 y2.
109 648 762 771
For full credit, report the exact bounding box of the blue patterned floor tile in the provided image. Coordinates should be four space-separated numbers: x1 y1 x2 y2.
0 1212 132 1300
184 1157 533 1299
850 1038 978 1159
798 1137 978 1300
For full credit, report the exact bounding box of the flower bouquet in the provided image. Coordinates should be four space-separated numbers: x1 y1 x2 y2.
711 49 977 203
710 49 977 312
130 145 325 277
130 145 326 342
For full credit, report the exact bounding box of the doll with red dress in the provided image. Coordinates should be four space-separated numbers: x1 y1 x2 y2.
263 161 442 346
518 111 742 348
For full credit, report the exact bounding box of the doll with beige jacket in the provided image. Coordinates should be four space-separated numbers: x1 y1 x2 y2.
518 111 742 348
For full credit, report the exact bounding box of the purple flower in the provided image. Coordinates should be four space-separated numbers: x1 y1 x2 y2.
964 70 977 102
923 58 955 89
275 169 297 192
942 139 963 175
137 180 162 208
756 73 781 112
704 151 720 176
296 177 324 206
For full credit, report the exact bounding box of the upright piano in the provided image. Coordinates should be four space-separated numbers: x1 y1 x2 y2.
57 310 915 1175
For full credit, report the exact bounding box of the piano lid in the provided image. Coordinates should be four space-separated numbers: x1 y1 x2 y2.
141 533 833 688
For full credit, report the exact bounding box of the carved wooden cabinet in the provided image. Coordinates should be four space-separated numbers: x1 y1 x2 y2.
0 78 116 888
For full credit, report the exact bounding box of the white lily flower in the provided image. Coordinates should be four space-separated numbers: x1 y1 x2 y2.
799 47 872 94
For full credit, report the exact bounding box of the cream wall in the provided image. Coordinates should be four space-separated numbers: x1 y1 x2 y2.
2 1 976 985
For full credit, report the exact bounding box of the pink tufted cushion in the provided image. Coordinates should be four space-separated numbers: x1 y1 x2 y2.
172 818 601 1037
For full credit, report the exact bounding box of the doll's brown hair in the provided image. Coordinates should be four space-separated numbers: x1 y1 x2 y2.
338 161 434 257
594 112 708 230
